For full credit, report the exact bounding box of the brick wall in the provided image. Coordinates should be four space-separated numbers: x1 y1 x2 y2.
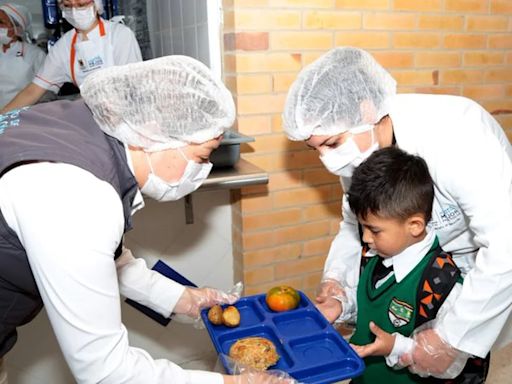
223 0 512 297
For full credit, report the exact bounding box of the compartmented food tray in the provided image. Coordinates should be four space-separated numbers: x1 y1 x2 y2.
201 291 365 384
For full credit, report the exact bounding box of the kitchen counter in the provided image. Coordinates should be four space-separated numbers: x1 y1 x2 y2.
199 158 268 191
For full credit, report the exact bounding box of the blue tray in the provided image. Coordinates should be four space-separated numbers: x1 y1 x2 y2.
201 291 365 384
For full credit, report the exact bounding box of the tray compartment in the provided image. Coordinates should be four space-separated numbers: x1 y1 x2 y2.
216 325 294 371
290 359 365 384
272 309 327 337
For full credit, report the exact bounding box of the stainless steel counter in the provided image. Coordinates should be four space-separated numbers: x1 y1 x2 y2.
199 158 268 191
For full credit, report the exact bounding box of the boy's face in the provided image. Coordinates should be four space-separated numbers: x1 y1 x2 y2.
359 212 424 258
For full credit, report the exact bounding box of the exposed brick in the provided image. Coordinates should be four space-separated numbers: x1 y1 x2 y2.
237 94 286 114
393 33 441 49
411 86 460 95
243 208 302 231
247 134 303 154
495 115 512 130
244 266 275 285
234 10 301 30
491 0 512 13
466 15 509 32
336 0 390 10
464 52 504 66
363 13 416 30
303 271 324 289
270 0 334 7
443 34 486 49
391 70 437 86
445 0 488 13
418 15 464 30
242 230 276 250
273 73 299 93
415 52 461 67
393 0 441 11
303 11 361 29
481 100 512 116
232 53 302 73
237 115 272 135
268 171 304 191
274 255 327 279
304 202 341 221
303 167 339 186
335 31 390 49
303 237 334 257
272 114 283 133
234 74 272 94
489 35 512 49
243 243 302 267
240 194 273 213
270 31 333 50
233 0 268 7
372 52 414 68
463 85 506 100
485 68 512 83
245 149 320 172
274 185 333 208
441 69 485 84
274 221 332 245
244 277 303 296
224 32 269 51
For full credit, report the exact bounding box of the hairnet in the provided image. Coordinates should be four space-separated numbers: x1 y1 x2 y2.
57 0 104 15
80 55 236 151
0 3 31 39
283 47 397 141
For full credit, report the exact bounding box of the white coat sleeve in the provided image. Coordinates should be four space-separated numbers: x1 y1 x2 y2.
115 247 186 318
112 23 142 65
323 194 363 295
33 38 69 92
0 163 223 384
434 112 512 358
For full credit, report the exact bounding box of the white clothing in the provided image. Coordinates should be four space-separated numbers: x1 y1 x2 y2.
325 93 512 358
33 18 141 92
0 41 45 109
0 162 223 384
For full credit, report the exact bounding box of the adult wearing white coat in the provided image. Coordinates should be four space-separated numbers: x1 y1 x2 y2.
0 56 297 384
0 3 45 110
283 47 512 379
1 0 141 113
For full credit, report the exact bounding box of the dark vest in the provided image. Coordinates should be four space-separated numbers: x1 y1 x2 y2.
0 100 139 356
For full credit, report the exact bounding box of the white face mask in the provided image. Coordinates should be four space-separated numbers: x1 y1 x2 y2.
140 148 213 202
319 124 379 178
62 5 97 31
0 28 12 45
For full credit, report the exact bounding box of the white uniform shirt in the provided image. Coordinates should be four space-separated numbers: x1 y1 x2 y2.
33 18 142 92
325 93 512 358
0 161 223 384
0 41 46 108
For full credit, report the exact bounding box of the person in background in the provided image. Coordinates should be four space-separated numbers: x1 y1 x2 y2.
282 47 512 379
0 3 46 110
0 56 296 384
346 147 488 383
1 0 141 113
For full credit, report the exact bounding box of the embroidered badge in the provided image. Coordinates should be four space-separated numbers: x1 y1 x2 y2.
388 297 413 328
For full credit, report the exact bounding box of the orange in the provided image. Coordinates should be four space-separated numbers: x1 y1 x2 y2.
265 286 300 312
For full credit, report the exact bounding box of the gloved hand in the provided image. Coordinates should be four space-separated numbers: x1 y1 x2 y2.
219 355 300 384
399 328 469 379
314 278 345 323
174 282 243 319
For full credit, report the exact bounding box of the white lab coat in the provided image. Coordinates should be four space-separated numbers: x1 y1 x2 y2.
324 93 512 358
0 41 46 109
33 18 141 92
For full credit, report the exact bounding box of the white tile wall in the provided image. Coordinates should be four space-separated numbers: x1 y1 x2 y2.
5 190 234 383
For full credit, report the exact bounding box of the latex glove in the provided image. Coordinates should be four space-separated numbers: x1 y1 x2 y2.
399 328 469 379
351 321 395 358
314 278 345 323
174 282 242 319
220 355 301 384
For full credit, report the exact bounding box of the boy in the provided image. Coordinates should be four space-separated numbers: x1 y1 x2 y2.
340 147 488 383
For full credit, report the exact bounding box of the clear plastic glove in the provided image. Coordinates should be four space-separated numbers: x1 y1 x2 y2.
399 328 470 379
174 282 243 319
219 354 301 384
314 278 345 323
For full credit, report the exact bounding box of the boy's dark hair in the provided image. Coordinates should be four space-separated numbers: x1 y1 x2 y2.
347 147 434 222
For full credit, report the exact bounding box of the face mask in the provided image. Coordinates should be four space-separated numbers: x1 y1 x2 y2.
0 28 12 45
319 124 378 178
62 5 97 31
140 148 213 202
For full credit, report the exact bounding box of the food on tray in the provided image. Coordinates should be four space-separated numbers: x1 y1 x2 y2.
229 336 280 370
265 285 300 312
207 305 223 325
222 305 241 327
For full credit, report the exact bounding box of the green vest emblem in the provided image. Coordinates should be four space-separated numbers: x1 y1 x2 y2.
388 297 413 328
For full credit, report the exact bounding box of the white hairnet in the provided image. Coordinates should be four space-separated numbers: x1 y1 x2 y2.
57 0 104 15
283 47 397 141
80 55 236 151
0 3 31 40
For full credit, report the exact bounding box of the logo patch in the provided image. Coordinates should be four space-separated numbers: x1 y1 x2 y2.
388 297 413 328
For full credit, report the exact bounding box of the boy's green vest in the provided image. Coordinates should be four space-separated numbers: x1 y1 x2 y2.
350 239 462 384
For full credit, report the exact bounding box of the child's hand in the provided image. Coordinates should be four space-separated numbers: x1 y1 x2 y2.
350 321 395 357
314 296 342 323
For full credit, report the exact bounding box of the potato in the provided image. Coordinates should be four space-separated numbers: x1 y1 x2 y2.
207 305 223 325
222 305 241 327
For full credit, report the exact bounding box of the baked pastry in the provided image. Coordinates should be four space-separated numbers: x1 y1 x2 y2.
228 337 279 370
